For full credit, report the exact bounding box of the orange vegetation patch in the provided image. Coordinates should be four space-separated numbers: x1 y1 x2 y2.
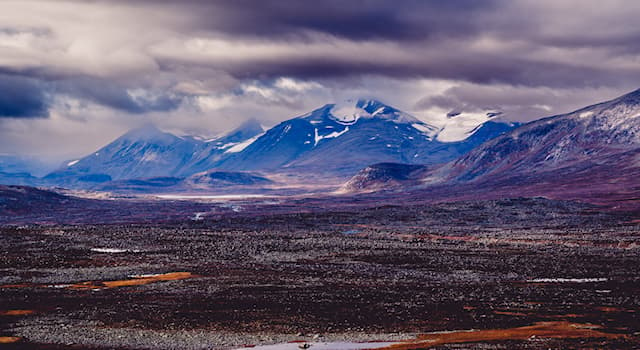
0 336 20 343
0 283 31 289
68 272 196 290
381 321 624 350
0 310 34 316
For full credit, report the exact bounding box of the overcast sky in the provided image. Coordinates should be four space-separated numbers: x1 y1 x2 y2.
1 0 639 160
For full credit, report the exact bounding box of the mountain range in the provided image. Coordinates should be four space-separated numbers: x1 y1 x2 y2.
6 99 516 191
1 89 638 205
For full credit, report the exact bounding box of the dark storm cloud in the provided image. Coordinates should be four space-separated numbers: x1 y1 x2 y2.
175 0 497 41
0 74 49 118
3 0 640 118
143 0 640 89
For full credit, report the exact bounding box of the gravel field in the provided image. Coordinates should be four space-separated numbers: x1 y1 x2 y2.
1 198 639 349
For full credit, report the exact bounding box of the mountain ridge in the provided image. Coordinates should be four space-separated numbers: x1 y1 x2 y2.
343 88 640 206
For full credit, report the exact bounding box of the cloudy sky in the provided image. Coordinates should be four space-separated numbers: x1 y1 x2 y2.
1 0 640 161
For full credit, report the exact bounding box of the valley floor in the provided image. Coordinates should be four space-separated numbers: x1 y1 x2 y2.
1 198 639 349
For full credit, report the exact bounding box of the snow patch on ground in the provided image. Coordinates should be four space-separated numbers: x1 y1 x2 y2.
128 273 163 278
527 278 608 283
90 248 137 254
579 111 594 119
191 212 205 221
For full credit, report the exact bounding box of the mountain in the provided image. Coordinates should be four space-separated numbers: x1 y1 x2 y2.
345 89 640 206
215 99 517 177
43 124 204 187
442 88 640 183
43 121 264 188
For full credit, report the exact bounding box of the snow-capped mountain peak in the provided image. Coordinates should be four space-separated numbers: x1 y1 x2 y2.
327 99 421 125
301 99 421 124
299 99 439 140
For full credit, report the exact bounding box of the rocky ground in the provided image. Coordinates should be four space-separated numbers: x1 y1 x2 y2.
0 198 639 349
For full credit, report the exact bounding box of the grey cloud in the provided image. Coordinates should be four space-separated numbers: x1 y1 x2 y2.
414 84 631 121
51 78 184 114
0 74 49 118
2 0 640 105
149 0 497 42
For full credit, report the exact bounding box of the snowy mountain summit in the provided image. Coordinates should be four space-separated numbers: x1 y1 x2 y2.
319 99 429 125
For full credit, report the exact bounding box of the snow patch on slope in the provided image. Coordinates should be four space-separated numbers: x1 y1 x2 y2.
225 133 264 153
411 123 438 140
434 111 501 142
314 126 349 146
140 152 159 162
330 101 371 124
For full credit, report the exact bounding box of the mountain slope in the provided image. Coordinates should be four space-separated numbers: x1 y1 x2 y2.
443 88 640 183
215 99 517 176
346 89 640 206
